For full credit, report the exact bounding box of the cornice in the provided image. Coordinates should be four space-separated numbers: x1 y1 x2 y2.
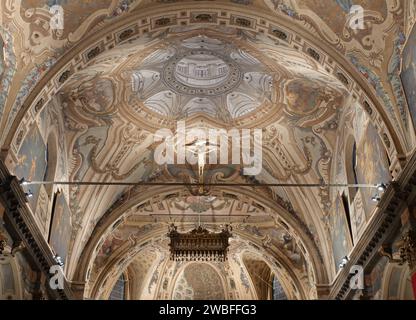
0 159 73 300
328 150 416 299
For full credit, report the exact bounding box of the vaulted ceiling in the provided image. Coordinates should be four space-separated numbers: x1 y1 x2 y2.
0 0 415 300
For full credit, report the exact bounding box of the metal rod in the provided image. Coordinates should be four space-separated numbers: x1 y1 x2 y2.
252 273 274 289
23 181 384 188
149 214 251 217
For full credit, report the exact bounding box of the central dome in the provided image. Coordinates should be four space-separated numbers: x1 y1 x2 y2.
131 35 274 120
174 53 230 87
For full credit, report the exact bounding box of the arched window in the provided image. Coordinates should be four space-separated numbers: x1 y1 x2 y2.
43 132 58 196
342 192 354 243
345 137 358 203
352 142 358 188
271 274 287 300
109 274 127 300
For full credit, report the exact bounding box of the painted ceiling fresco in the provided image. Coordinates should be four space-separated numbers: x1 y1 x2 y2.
0 0 415 300
82 204 315 299
173 263 226 300
1 1 414 143
41 26 350 291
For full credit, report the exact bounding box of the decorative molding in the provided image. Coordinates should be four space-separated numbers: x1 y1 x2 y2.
329 149 416 299
0 159 73 300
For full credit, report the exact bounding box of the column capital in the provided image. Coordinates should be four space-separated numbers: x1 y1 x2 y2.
399 230 416 273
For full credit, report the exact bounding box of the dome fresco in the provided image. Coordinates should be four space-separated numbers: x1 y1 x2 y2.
131 35 273 120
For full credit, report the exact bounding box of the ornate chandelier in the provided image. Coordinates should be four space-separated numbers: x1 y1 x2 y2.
167 224 232 262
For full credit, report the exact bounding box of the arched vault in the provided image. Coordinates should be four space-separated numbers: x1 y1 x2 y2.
1 0 414 300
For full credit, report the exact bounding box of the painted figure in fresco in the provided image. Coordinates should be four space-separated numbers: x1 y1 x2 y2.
49 193 71 264
356 123 391 215
403 43 416 116
330 195 352 271
284 78 341 126
95 232 125 267
404 50 416 81
286 79 324 115
70 76 114 114
401 24 416 128
14 126 47 210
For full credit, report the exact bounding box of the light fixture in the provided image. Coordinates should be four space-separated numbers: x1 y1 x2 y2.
339 256 349 269
376 183 387 192
371 195 381 203
19 178 29 186
54 255 64 267
167 223 232 262
371 183 387 203
20 178 33 200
